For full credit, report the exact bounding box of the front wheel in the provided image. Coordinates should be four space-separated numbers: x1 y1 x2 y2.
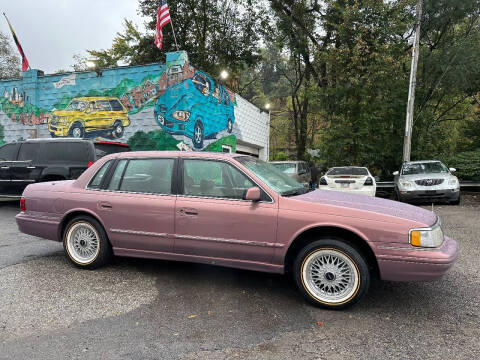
68 122 84 138
63 216 113 269
450 194 460 205
293 239 370 309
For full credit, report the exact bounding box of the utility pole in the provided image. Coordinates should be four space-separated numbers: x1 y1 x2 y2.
403 0 423 163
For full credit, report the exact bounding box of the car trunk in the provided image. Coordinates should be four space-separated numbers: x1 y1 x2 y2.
325 175 369 190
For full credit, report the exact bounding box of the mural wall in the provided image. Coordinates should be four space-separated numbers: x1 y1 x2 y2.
0 51 269 158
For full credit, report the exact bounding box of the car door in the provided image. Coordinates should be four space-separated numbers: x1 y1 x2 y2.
10 142 43 194
0 143 20 195
93 157 177 253
174 158 278 263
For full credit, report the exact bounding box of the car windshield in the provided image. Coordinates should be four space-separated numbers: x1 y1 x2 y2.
327 167 368 176
271 163 297 174
65 101 79 111
402 162 448 175
237 157 307 196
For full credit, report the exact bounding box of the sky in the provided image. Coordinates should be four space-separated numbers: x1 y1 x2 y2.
0 0 146 74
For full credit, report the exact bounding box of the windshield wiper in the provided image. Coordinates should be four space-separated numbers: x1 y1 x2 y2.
281 188 309 197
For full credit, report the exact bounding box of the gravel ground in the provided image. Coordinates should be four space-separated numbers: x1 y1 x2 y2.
0 196 479 359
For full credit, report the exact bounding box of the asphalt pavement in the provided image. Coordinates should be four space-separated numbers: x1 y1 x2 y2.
0 197 479 359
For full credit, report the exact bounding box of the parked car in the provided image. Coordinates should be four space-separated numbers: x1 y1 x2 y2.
270 161 311 187
48 97 130 139
319 167 378 197
393 160 460 204
154 70 235 149
0 139 130 197
16 152 458 309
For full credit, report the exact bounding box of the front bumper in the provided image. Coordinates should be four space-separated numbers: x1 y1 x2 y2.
399 188 459 202
48 123 69 137
377 236 458 281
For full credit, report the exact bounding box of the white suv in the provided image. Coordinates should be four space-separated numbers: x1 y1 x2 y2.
393 160 460 204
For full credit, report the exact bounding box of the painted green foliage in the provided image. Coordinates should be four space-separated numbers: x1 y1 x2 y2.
0 123 4 145
128 130 236 153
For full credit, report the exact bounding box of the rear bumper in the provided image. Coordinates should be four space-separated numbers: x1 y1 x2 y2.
319 186 376 197
377 236 458 281
15 212 60 242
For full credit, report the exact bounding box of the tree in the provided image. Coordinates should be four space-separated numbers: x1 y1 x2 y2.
82 1 270 80
0 31 21 79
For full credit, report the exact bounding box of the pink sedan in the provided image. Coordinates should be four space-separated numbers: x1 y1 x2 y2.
16 152 458 309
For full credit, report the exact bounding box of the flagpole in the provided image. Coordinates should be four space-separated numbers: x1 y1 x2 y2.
3 12 31 71
169 18 179 51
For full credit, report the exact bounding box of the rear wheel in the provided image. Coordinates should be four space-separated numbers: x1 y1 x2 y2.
112 120 124 139
63 215 112 269
293 239 370 309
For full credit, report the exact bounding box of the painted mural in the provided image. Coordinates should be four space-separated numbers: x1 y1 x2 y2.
0 51 237 152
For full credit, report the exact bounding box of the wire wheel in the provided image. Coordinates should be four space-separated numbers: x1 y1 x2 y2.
65 222 100 265
301 248 360 305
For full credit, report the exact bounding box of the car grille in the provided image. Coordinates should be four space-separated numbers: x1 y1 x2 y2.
415 179 444 186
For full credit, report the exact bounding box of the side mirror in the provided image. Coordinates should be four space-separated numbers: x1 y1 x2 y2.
392 171 399 176
243 187 261 202
449 168 456 173
374 176 380 182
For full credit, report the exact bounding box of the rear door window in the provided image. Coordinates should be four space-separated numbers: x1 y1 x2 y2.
18 143 39 161
119 159 174 194
87 161 113 189
44 142 90 163
0 144 20 161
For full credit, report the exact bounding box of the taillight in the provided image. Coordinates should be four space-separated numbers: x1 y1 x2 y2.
20 197 26 212
87 161 94 168
319 177 328 186
364 177 374 186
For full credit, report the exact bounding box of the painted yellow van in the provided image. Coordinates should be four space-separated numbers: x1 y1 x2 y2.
48 97 130 139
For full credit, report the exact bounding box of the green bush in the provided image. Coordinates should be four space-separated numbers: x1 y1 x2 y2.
441 149 480 181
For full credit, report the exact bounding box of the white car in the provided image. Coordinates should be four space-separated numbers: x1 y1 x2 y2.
319 167 378 196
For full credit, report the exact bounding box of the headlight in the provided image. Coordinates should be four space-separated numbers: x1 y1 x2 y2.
172 111 190 121
448 177 459 186
410 221 444 248
399 180 413 188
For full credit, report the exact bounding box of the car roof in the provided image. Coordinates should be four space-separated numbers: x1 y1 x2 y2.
72 97 119 101
404 160 442 165
107 151 247 160
270 161 304 164
25 138 88 143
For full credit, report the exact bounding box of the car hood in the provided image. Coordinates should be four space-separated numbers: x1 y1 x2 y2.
52 110 74 117
291 189 437 226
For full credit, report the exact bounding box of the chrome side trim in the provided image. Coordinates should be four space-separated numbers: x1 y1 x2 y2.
377 245 443 252
174 234 284 248
110 229 169 238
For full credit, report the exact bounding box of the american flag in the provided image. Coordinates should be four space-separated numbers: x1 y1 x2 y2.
154 0 171 50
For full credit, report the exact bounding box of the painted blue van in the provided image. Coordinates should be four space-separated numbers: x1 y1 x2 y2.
154 70 235 149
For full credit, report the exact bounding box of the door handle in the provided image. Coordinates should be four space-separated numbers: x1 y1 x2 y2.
179 208 198 216
1 167 9 170
99 202 112 209
27 166 36 169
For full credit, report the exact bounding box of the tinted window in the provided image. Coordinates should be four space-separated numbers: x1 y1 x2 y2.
88 161 112 189
192 73 209 97
183 160 254 199
119 159 174 194
0 144 19 161
109 100 124 111
327 167 368 176
18 143 39 161
96 100 112 111
107 160 127 190
45 142 90 163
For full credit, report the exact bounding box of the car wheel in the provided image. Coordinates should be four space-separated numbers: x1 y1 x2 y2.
112 120 124 139
227 118 233 133
293 239 370 309
68 122 85 138
193 120 204 149
63 215 113 269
